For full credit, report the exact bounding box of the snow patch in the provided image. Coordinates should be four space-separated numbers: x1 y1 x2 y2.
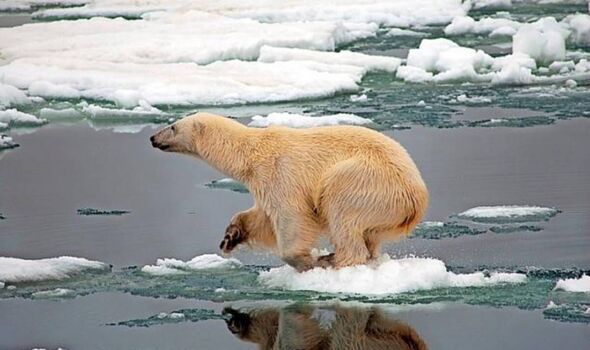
258 255 526 295
0 256 109 283
141 254 242 276
554 275 590 292
249 112 372 128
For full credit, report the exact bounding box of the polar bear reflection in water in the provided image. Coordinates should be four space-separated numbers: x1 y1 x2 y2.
223 304 427 350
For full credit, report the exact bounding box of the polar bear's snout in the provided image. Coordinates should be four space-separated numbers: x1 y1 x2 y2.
150 127 173 151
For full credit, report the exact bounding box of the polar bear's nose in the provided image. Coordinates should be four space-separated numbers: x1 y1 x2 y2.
150 135 155 143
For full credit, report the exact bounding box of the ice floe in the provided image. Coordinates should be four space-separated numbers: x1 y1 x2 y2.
141 254 242 276
109 308 223 327
0 109 45 126
31 288 76 299
0 256 109 283
258 255 526 295
0 134 18 150
456 205 560 223
32 0 468 27
555 275 590 292
258 46 401 72
0 83 30 108
249 112 372 128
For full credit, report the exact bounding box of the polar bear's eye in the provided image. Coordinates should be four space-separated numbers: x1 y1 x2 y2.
170 125 176 133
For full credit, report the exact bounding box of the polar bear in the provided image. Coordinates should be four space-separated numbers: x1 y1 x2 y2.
150 113 428 271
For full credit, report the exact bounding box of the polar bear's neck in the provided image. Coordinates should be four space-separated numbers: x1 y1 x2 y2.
196 119 260 183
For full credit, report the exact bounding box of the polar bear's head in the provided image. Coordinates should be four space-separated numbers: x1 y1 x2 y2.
150 114 199 155
150 112 244 158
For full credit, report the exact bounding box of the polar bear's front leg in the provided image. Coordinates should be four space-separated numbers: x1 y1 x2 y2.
275 212 322 272
220 206 277 254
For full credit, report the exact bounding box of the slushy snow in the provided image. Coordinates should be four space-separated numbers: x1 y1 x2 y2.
249 113 372 128
258 255 526 295
554 275 590 292
141 254 242 276
0 256 109 283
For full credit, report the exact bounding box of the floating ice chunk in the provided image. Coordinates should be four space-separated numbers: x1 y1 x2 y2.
249 112 372 128
471 0 512 9
457 205 559 223
81 104 170 121
562 14 590 46
396 66 434 83
454 94 492 104
32 288 76 299
141 254 242 276
0 84 30 108
549 61 575 73
258 46 401 73
575 59 590 72
0 58 366 107
204 178 249 194
349 94 368 102
491 62 534 85
554 275 590 292
385 28 429 37
444 16 519 36
513 18 569 65
258 255 526 295
0 256 109 283
564 79 577 88
400 38 494 83
39 108 85 121
0 135 18 150
0 109 46 126
0 281 4 289
488 225 543 233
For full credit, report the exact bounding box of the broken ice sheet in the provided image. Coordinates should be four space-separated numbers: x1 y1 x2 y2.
0 135 19 150
489 225 543 234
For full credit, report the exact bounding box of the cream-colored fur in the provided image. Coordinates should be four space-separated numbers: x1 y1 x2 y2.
151 112 428 270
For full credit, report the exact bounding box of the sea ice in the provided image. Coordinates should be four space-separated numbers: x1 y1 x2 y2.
385 28 430 37
513 18 569 65
456 205 560 223
0 256 109 283
258 46 401 73
141 254 242 276
31 288 76 299
0 83 30 108
0 109 46 126
258 255 526 295
0 135 18 150
554 275 590 292
32 0 468 28
249 112 372 128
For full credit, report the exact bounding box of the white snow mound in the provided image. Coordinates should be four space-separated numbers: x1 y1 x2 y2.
141 254 242 276
258 255 526 295
554 275 590 293
249 112 372 128
0 256 109 283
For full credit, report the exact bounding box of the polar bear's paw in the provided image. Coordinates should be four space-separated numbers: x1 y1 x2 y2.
220 223 246 254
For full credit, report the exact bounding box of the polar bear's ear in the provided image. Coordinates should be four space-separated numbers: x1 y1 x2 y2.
192 118 204 135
